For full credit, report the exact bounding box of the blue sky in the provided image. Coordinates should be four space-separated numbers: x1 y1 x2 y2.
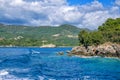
0 0 120 29
67 0 115 7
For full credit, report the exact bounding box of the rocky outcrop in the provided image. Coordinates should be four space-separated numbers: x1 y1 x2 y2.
57 52 64 55
69 42 120 58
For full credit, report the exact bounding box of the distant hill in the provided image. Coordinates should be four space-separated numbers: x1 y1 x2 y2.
0 24 86 47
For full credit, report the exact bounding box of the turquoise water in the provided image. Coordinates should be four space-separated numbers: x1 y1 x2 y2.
0 47 120 80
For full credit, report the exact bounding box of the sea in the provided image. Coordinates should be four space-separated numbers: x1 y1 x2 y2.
0 47 120 80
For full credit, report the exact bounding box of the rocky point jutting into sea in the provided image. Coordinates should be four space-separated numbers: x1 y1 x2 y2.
68 42 120 58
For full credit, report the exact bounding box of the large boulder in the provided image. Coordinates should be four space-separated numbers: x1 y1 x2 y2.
71 46 87 55
97 43 116 54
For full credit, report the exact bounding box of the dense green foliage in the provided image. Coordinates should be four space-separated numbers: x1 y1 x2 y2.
98 18 120 43
0 24 82 46
78 18 120 48
78 30 91 48
78 30 104 48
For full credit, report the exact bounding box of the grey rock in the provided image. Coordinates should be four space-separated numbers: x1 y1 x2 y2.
70 42 120 58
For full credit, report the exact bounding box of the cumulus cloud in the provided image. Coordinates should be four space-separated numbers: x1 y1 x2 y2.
0 0 120 29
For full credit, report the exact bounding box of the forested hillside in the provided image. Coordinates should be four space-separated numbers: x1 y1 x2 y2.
0 24 82 46
78 18 120 48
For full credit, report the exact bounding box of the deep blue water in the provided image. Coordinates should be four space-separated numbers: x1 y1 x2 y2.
0 47 120 80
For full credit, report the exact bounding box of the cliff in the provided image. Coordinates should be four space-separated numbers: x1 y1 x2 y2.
69 42 120 58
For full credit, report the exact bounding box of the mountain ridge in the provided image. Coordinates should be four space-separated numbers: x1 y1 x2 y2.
0 24 88 46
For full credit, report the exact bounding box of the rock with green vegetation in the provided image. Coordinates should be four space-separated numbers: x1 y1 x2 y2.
70 42 120 58
72 18 120 58
78 18 120 48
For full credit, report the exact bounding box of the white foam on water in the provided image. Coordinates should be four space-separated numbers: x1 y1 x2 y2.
104 56 120 60
38 76 45 80
74 55 93 58
31 50 40 54
0 70 9 76
9 68 30 73
0 69 33 80
49 78 56 80
83 76 90 80
38 75 56 80
0 75 33 80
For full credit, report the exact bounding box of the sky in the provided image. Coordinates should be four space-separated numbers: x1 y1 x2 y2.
0 0 120 29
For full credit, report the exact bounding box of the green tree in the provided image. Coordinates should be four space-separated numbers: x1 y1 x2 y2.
90 31 105 46
78 30 92 48
98 18 120 43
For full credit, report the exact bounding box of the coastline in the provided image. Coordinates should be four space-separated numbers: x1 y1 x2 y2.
0 45 120 60
74 55 120 59
68 42 120 58
1 44 120 59
0 46 73 48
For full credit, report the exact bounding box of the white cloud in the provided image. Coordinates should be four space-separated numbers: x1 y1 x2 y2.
115 0 120 6
82 11 110 29
79 0 103 12
0 0 120 29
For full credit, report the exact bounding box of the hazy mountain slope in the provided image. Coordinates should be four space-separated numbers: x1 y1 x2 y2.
0 24 84 46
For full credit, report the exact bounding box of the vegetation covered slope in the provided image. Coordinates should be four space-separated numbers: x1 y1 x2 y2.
78 18 120 48
0 24 82 46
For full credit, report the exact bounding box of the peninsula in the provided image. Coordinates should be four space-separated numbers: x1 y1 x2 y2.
68 18 120 58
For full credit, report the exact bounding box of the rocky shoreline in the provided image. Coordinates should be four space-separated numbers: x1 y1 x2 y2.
68 42 120 58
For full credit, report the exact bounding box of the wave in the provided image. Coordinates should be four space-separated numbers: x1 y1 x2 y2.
0 54 31 69
38 76 56 80
38 76 45 80
29 49 41 54
0 70 9 76
74 55 120 60
74 55 99 58
0 60 3 63
9 68 30 73
104 56 120 60
0 69 33 80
